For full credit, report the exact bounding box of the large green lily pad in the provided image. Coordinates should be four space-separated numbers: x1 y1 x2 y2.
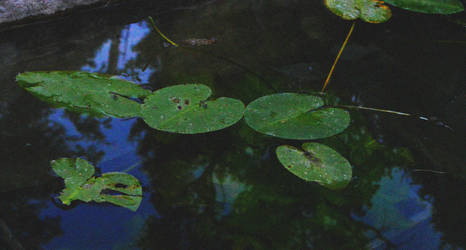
141 84 245 134
51 158 143 211
16 71 151 118
384 0 464 14
276 143 352 190
325 0 392 23
244 93 350 140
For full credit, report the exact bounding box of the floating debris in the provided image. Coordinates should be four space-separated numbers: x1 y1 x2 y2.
181 38 216 46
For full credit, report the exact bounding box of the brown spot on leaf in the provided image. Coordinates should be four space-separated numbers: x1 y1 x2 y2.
170 97 181 103
199 101 208 109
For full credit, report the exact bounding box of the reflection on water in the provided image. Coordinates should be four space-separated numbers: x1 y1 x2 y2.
0 0 465 249
81 20 155 84
356 168 441 249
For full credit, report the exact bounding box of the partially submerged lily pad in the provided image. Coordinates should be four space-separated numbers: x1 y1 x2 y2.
16 71 151 118
384 0 464 14
51 158 142 211
276 143 352 190
244 93 350 140
325 0 392 23
141 84 245 134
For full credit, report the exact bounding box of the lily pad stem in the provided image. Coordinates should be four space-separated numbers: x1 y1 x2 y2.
148 16 179 47
321 21 356 92
337 105 453 131
337 105 411 116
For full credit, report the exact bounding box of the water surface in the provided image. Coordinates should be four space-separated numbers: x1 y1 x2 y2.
1 1 465 249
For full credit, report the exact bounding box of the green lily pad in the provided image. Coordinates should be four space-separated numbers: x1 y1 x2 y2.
51 158 95 188
141 84 245 134
16 71 151 118
244 93 350 140
276 143 352 190
51 158 143 211
325 0 392 23
384 0 464 14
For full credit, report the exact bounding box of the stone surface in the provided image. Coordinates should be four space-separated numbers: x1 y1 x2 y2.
0 0 104 24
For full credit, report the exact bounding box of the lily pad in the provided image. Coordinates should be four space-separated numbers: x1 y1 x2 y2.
141 84 245 134
384 0 464 14
325 0 392 23
51 158 143 211
16 71 151 118
244 93 350 140
51 158 95 188
276 143 352 190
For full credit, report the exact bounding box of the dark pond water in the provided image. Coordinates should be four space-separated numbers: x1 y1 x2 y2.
1 0 465 249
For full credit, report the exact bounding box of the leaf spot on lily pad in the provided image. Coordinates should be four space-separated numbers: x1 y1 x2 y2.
170 97 181 103
51 157 143 211
141 84 244 134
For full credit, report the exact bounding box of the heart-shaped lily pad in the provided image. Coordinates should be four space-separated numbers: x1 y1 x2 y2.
276 143 352 190
384 0 464 14
325 0 392 23
16 71 151 118
141 84 245 134
244 93 350 140
51 158 143 211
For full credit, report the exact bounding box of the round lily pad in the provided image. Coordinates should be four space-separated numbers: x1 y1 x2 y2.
16 71 151 118
276 143 352 190
384 0 464 14
325 0 392 23
141 84 245 134
244 93 350 140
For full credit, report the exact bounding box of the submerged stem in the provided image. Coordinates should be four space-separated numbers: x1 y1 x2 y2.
321 22 356 92
337 105 453 131
338 105 411 116
412 169 447 174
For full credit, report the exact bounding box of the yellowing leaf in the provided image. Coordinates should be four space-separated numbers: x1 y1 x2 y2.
325 0 392 23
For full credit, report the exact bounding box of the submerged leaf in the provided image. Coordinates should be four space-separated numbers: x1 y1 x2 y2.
51 158 143 211
276 143 352 190
325 0 392 23
16 71 151 118
384 0 464 14
244 93 350 140
141 84 245 134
